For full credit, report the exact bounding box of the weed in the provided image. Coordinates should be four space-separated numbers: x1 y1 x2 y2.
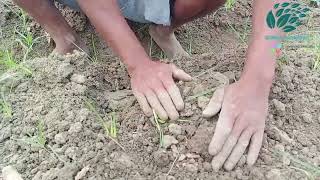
152 110 164 148
0 95 12 118
15 30 43 61
0 50 32 76
226 17 250 45
91 34 98 62
275 150 320 180
14 119 66 163
84 99 125 150
225 0 236 10
186 88 218 102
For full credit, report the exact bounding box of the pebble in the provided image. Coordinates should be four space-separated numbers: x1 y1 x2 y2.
68 122 83 134
167 176 176 180
71 74 86 84
266 169 282 180
168 124 182 135
301 113 312 123
184 163 198 172
75 166 90 180
0 126 11 143
274 144 285 152
54 133 67 144
65 147 77 160
178 154 186 161
271 125 293 144
163 135 178 148
2 166 23 180
186 153 200 159
272 99 286 113
203 162 212 172
197 96 210 110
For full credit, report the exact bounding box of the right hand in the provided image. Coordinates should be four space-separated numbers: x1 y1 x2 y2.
129 60 192 120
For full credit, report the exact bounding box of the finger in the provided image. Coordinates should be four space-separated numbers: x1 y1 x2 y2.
145 91 168 120
133 91 153 117
210 120 244 171
208 107 235 156
247 130 264 166
171 64 192 81
155 89 179 120
211 135 238 171
203 87 225 118
162 79 184 111
224 128 253 171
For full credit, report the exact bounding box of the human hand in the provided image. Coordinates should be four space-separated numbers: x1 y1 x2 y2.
203 79 270 171
129 60 192 120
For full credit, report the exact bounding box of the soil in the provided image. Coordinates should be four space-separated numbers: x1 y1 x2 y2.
1 0 320 180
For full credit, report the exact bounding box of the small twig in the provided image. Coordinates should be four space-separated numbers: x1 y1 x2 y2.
166 153 180 177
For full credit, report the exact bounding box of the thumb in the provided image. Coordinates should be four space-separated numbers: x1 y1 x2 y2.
171 64 192 81
203 87 225 118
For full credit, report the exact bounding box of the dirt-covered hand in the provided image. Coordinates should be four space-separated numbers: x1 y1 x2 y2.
129 60 192 120
203 80 269 171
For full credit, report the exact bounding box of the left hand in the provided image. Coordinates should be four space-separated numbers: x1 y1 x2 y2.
203 78 270 171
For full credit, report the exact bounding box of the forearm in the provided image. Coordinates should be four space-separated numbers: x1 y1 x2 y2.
76 0 149 70
241 0 288 87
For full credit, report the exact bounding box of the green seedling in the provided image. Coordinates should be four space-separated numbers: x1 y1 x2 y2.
17 120 46 148
110 112 118 138
186 88 217 102
15 30 43 61
91 34 98 62
0 96 12 119
225 0 236 10
152 110 164 148
274 150 320 180
16 119 66 163
84 99 125 150
0 50 32 76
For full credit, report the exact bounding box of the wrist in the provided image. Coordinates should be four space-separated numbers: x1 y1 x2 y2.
126 56 153 76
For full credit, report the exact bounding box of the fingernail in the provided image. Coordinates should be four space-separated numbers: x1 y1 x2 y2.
224 163 233 171
208 147 217 155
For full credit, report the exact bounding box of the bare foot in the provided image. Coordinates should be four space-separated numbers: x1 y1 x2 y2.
149 25 189 59
52 33 88 55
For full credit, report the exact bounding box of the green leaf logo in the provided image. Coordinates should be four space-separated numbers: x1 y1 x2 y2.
283 26 296 32
299 14 306 18
284 9 291 13
266 2 311 33
302 8 310 12
281 2 290 7
277 14 291 28
266 11 276 28
288 17 299 24
276 9 285 17
291 3 300 8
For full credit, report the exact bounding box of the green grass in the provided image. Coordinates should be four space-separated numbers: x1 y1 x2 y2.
0 50 32 76
225 0 236 10
91 34 98 62
275 150 320 180
84 99 125 150
15 119 66 163
0 97 12 119
152 110 164 148
186 88 218 102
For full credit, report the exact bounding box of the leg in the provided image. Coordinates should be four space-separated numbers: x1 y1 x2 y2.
149 0 226 58
13 0 87 54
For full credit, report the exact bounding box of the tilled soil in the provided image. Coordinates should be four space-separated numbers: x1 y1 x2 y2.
1 0 320 180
